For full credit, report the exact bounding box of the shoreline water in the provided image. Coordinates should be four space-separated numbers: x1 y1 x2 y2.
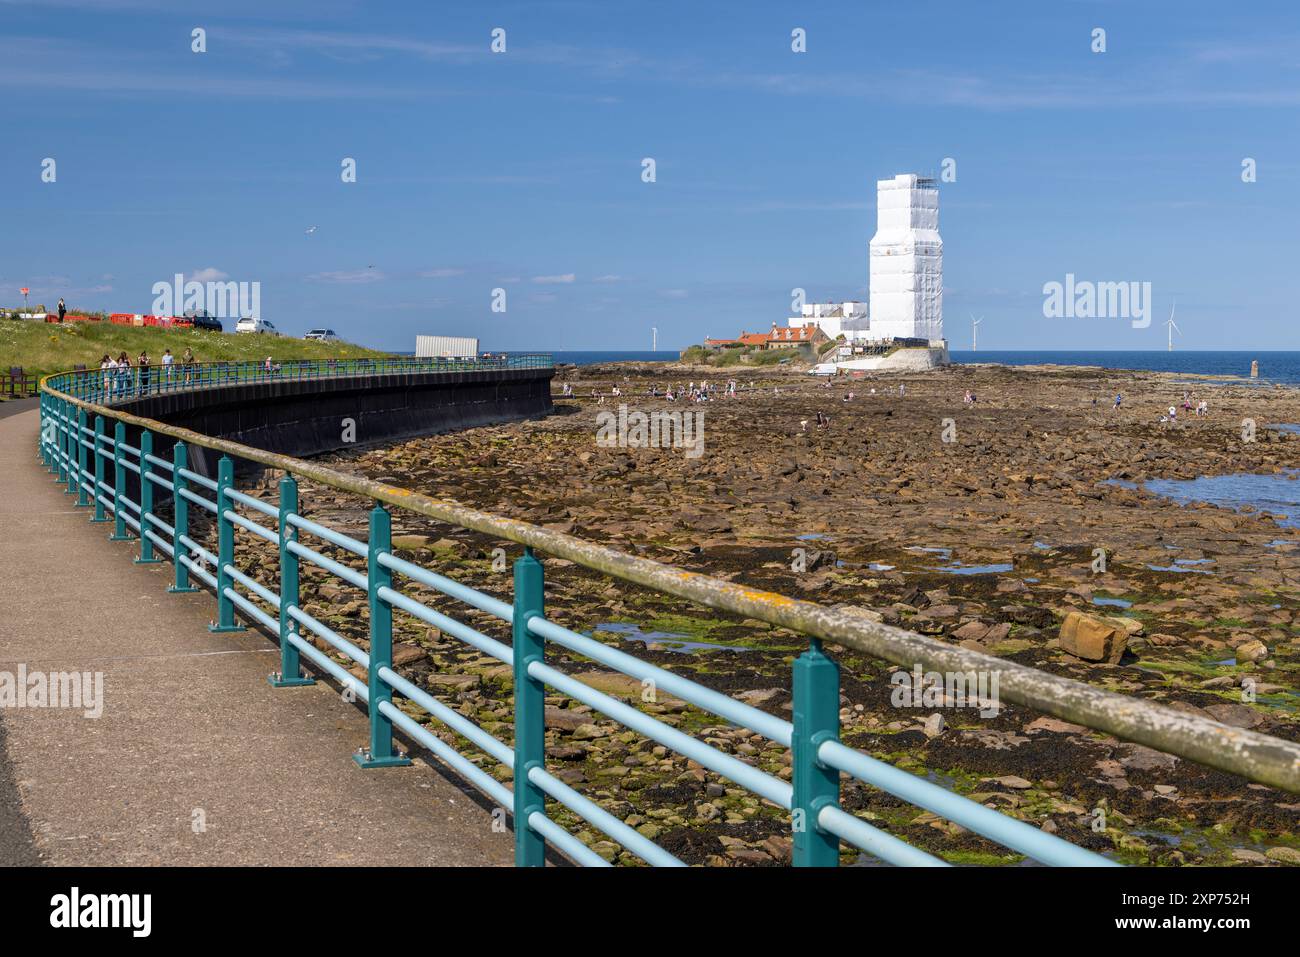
951 351 1300 386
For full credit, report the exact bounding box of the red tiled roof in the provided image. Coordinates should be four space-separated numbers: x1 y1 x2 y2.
766 323 821 342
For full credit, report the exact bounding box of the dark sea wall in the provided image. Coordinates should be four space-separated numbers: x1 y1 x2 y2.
113 367 554 479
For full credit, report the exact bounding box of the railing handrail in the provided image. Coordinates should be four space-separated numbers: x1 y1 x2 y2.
39 368 1300 795
52 354 555 406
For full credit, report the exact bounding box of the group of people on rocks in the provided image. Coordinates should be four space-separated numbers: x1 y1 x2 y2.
582 378 747 404
98 347 195 398
1159 391 1209 425
1104 389 1209 423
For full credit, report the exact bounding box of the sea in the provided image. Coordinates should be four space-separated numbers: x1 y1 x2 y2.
552 350 666 366
950 350 1300 386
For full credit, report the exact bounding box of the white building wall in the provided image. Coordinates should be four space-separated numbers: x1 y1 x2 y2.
788 301 868 340
868 174 943 343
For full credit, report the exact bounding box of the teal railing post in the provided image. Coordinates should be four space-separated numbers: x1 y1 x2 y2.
43 393 54 471
792 637 841 867
110 421 132 541
38 393 48 467
53 397 66 484
269 475 314 687
90 415 108 523
134 430 161 564
169 441 198 592
46 395 58 473
75 408 89 507
61 399 75 493
354 504 409 766
209 454 245 632
512 547 546 866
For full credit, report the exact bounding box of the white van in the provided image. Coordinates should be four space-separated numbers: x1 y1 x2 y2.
235 317 279 335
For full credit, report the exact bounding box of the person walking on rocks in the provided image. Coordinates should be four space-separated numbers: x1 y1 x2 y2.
1112 392 1123 412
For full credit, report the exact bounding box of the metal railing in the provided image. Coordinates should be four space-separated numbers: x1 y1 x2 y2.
3 371 38 398
57 354 554 406
35 368 1300 867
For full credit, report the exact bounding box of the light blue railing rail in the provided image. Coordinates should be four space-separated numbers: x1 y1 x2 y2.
60 354 554 406
34 367 1135 867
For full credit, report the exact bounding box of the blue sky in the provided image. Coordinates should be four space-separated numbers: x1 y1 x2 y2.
3 0 1298 351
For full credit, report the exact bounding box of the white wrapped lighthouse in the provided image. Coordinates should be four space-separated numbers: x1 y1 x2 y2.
868 173 943 344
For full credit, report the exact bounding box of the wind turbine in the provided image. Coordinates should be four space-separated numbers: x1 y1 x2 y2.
971 314 983 352
1165 302 1180 352
652 327 658 352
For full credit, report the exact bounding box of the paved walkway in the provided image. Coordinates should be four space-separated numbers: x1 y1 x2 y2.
0 408 512 866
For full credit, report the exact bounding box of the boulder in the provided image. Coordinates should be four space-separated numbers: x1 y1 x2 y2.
1236 639 1269 663
951 621 991 642
1058 611 1128 663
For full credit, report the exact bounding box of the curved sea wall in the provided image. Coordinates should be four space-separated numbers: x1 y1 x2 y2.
112 366 554 477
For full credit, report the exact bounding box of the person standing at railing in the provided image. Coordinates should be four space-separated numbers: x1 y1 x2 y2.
182 348 195 385
115 352 132 399
137 350 151 397
162 349 174 388
100 355 112 402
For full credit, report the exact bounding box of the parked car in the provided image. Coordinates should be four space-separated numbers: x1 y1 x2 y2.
304 328 339 342
235 317 278 335
191 314 223 332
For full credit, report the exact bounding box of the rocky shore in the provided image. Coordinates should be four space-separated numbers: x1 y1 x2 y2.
226 361 1300 865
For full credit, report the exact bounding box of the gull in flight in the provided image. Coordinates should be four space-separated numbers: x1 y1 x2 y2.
305 225 318 234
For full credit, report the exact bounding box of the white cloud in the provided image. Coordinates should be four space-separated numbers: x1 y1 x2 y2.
307 269 386 284
592 274 626 283
420 268 465 278
658 288 689 299
532 273 576 284
186 267 229 283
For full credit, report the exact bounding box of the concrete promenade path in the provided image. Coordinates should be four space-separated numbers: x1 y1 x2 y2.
0 405 512 866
